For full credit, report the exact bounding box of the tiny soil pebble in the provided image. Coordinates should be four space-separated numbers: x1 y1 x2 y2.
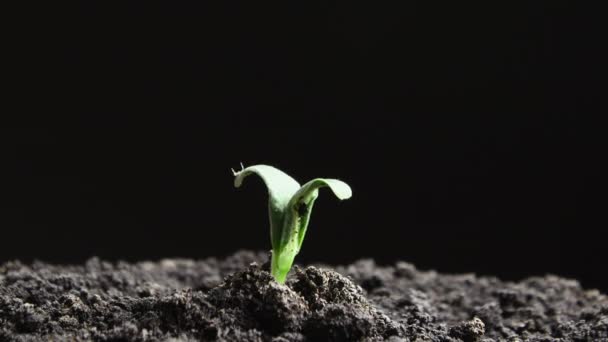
1 251 606 341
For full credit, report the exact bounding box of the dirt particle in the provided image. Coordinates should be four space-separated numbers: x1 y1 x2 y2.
449 317 485 342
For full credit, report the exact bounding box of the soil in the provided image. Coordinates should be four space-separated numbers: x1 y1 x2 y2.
1 251 606 341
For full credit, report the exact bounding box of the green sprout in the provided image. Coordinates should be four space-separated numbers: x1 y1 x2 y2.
232 164 352 283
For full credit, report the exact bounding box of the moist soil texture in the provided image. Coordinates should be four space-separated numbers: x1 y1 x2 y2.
1 251 606 342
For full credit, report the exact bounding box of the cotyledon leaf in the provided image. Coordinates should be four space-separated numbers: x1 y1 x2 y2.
232 164 301 249
287 178 353 252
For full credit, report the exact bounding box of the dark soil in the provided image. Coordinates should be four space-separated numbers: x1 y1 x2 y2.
1 251 606 341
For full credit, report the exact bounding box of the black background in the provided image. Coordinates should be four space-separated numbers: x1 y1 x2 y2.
3 3 607 291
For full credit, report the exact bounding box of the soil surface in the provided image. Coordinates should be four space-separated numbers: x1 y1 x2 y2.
1 251 606 341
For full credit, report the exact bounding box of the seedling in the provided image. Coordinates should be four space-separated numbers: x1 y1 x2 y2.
232 164 352 283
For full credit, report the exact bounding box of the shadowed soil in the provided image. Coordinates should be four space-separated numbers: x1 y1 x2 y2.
1 251 606 341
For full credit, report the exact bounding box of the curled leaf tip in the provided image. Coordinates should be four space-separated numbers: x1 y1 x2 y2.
326 178 353 200
231 162 245 176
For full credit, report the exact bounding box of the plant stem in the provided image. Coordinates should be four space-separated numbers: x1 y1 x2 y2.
270 249 294 284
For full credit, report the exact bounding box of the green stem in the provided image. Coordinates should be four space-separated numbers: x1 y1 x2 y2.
270 248 295 284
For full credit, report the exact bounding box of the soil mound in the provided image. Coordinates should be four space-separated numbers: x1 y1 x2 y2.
1 251 606 341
